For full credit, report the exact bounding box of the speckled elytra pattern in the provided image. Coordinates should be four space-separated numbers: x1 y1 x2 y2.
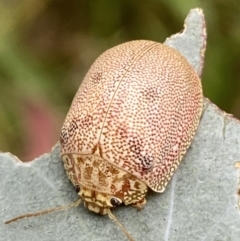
60 40 202 213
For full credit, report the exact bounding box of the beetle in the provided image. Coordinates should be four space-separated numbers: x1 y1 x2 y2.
60 40 203 239
5 40 202 241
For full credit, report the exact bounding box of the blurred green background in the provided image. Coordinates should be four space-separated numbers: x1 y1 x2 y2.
0 0 240 161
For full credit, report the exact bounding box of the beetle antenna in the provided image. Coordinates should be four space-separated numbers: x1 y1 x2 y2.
5 199 81 224
107 209 135 241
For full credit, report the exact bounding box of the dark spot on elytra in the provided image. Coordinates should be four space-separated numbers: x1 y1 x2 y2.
129 137 142 155
69 120 78 136
60 120 79 146
141 86 161 102
60 127 68 145
128 136 154 171
90 71 102 84
138 156 154 171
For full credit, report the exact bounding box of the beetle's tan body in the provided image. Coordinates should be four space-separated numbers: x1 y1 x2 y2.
60 40 202 214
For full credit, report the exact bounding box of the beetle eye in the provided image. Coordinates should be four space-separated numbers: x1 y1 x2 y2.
75 185 80 193
110 197 122 207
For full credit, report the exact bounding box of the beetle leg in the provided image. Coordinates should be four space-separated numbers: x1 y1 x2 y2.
131 198 146 210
